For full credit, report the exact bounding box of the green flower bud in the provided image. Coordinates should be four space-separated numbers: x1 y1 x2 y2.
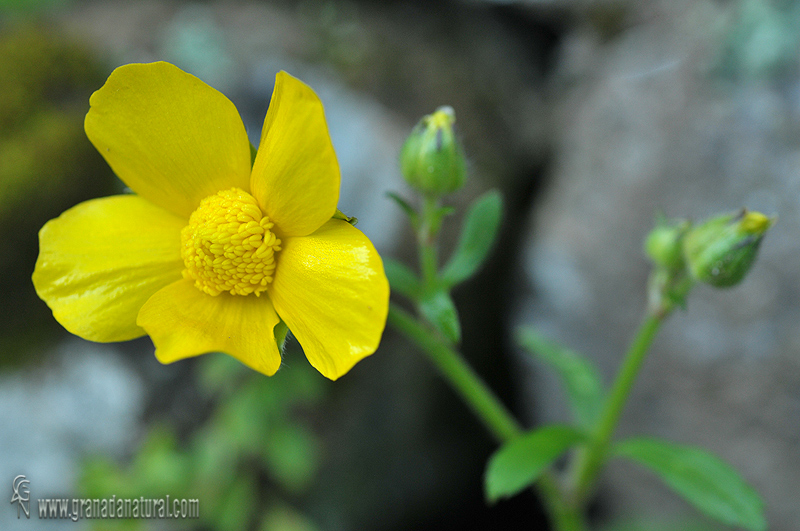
400 106 466 196
683 209 773 288
645 218 689 271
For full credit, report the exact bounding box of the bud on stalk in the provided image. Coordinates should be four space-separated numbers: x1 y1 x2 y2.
683 209 773 288
645 218 690 272
400 106 466 196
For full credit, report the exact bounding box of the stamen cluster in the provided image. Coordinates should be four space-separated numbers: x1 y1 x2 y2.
181 188 281 296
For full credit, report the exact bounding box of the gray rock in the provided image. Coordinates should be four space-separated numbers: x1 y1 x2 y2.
517 0 800 528
0 340 143 529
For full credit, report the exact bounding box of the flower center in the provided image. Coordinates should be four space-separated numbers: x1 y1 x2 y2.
181 188 281 296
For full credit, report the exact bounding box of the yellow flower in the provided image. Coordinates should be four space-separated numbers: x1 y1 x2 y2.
32 62 389 380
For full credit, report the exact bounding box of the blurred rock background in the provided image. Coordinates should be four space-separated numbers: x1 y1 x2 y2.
1 0 798 530
518 0 800 529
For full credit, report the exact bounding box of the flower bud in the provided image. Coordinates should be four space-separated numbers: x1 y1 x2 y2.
400 106 466 196
645 218 689 271
683 209 773 287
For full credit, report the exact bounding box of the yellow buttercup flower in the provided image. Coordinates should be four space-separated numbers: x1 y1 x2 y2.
32 62 389 380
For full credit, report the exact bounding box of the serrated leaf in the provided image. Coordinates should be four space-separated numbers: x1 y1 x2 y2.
441 190 502 286
614 437 766 531
384 257 421 299
485 425 586 503
516 327 604 430
418 289 461 343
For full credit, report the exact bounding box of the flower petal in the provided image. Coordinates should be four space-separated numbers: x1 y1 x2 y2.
269 219 389 380
250 71 340 238
137 279 283 376
32 195 185 342
85 62 251 218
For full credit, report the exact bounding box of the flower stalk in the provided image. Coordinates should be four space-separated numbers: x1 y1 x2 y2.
569 312 664 503
419 194 442 289
387 303 520 442
390 106 772 531
568 209 774 510
390 105 592 530
387 303 587 531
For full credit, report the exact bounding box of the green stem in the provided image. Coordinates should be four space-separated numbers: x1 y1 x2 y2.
397 190 588 530
572 313 664 501
387 303 587 531
388 303 520 442
420 243 439 289
538 476 589 531
419 194 440 287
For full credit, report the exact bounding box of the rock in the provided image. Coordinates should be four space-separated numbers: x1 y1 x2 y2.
0 339 144 529
517 0 800 527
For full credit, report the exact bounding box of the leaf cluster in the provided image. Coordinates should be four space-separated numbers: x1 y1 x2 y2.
79 354 325 531
385 189 503 345
483 327 765 531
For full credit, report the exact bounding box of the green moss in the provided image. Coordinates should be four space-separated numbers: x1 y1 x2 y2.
0 23 118 366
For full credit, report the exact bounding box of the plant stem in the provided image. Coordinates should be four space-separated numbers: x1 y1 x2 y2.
418 194 441 288
396 190 589 530
388 303 520 442
571 313 664 501
537 476 589 531
387 303 588 531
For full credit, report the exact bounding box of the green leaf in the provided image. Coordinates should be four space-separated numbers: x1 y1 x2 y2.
260 504 321 531
386 191 419 228
262 424 320 494
441 190 502 286
250 142 258 166
516 327 604 430
384 257 421 299
600 517 728 531
214 474 258 531
333 208 358 226
274 319 289 351
613 437 766 531
430 204 456 235
198 353 248 395
418 289 461 344
485 425 586 503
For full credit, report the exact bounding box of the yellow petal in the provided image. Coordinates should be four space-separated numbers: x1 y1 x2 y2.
137 279 283 376
32 195 185 342
251 71 340 238
85 62 251 218
269 220 389 380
